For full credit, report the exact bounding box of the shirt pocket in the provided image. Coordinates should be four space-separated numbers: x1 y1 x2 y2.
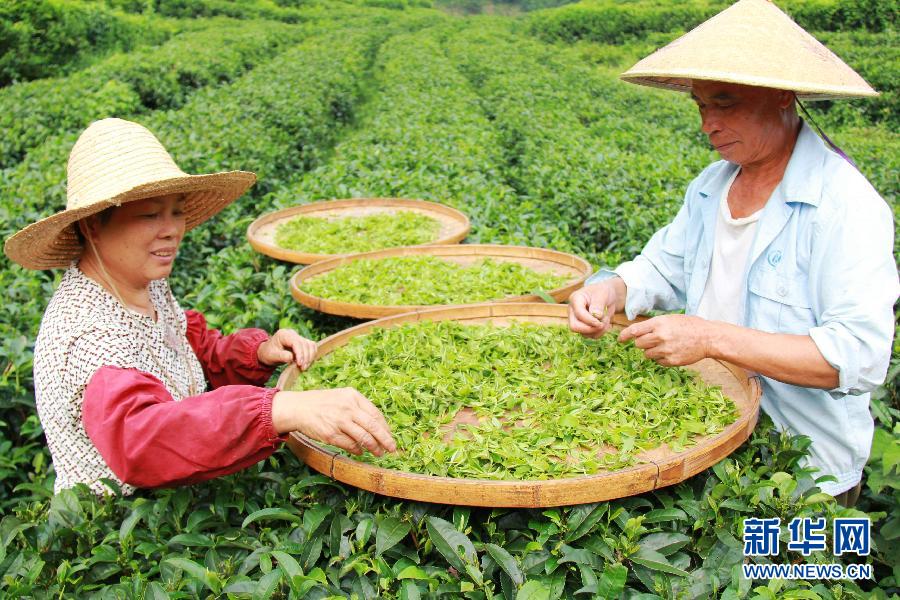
748 269 816 334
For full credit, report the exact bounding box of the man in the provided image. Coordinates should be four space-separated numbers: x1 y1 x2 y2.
568 0 898 505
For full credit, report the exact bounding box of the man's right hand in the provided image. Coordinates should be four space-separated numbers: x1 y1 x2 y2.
272 387 397 456
567 277 627 338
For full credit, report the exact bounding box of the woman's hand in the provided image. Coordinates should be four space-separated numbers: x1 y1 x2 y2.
271 388 397 456
258 329 317 371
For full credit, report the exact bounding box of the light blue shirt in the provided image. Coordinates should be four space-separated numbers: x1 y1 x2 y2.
588 122 899 495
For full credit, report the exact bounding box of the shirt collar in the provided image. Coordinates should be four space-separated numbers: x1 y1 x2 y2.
698 120 826 207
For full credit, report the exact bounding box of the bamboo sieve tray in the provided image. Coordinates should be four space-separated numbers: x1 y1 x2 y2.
278 303 761 508
290 244 592 319
247 198 470 264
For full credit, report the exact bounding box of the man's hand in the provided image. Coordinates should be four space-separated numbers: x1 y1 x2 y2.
618 314 711 366
272 387 397 456
258 329 317 371
568 278 626 338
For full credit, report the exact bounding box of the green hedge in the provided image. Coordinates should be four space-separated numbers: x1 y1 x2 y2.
0 0 173 86
0 20 308 168
0 11 897 599
527 0 897 46
153 0 309 21
266 24 559 250
2 415 891 598
782 0 898 31
526 0 723 45
445 21 713 267
809 30 899 129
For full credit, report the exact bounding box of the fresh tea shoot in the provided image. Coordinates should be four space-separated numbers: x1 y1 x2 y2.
273 211 441 254
300 255 571 305
291 320 737 478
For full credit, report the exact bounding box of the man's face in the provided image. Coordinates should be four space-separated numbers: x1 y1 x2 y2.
690 81 794 166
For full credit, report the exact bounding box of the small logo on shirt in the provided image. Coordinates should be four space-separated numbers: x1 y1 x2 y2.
767 250 783 267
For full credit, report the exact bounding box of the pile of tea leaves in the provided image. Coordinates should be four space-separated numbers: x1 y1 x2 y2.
273 211 441 254
291 320 737 479
300 256 571 305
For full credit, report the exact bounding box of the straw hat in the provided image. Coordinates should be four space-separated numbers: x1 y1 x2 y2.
4 118 256 270
621 0 878 100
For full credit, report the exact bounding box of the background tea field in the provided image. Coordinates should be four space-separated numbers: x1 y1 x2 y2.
1 0 897 597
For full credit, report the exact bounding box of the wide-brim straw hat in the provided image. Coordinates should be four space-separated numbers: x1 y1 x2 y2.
621 0 878 100
4 118 256 270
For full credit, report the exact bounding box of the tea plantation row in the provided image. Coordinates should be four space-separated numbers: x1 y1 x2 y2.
0 2 897 598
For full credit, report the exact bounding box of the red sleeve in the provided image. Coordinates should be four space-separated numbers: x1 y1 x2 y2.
184 309 276 388
82 365 286 489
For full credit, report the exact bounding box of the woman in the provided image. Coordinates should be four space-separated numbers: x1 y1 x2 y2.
4 118 395 495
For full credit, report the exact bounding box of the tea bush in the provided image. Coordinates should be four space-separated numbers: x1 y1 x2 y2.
526 0 898 46
0 19 309 168
268 24 567 250
0 4 897 598
0 0 173 86
445 20 714 267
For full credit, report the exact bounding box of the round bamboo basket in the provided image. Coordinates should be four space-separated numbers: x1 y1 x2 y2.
278 303 761 507
247 198 471 264
290 244 592 319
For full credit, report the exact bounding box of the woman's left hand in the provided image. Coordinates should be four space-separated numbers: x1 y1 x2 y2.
257 329 317 371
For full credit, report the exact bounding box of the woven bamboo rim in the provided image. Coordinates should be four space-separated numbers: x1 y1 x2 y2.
247 198 470 264
279 303 761 507
290 244 592 319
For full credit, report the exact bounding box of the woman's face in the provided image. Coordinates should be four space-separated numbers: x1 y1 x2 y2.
83 194 187 286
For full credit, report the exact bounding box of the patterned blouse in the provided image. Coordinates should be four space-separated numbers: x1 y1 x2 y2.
33 266 277 495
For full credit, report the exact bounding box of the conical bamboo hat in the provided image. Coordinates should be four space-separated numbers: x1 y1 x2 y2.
621 0 878 100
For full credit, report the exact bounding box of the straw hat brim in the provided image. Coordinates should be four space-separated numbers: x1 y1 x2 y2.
621 71 879 101
5 170 256 270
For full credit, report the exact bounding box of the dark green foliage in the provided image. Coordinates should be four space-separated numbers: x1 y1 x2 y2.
148 0 314 21
808 30 899 129
527 0 898 46
0 0 172 86
0 5 897 597
435 0 577 13
0 20 309 168
781 0 898 31
527 0 720 45
0 417 892 597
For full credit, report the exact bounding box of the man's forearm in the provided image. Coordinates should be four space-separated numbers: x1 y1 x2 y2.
704 321 839 389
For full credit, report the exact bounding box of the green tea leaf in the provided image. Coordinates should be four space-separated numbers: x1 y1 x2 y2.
642 508 687 523
485 543 524 586
164 557 211 583
301 256 570 306
425 516 476 573
595 563 627 600
516 580 551 600
629 548 690 578
241 508 301 529
376 516 411 557
270 551 302 581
